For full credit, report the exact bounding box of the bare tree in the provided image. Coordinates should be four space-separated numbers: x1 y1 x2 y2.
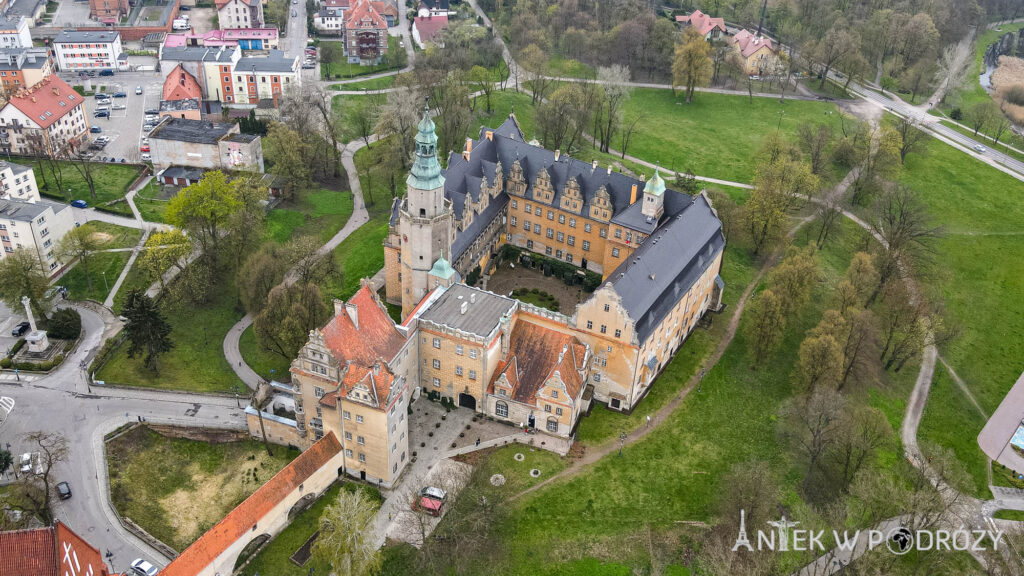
893 116 928 164
376 87 424 165
814 197 843 248
869 184 941 298
595 65 631 153
779 389 847 494
932 40 973 105
19 432 69 523
797 122 833 175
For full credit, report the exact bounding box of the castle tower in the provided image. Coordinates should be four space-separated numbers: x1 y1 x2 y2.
641 167 666 220
399 102 455 318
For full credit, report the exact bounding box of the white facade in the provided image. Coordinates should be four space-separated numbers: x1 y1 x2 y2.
0 17 31 49
0 93 89 156
0 199 76 275
52 31 123 71
0 161 39 202
218 0 264 29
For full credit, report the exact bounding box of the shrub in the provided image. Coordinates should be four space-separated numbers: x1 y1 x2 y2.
466 265 482 286
950 107 963 121
0 358 10 368
1004 84 1024 107
8 338 25 358
47 308 82 340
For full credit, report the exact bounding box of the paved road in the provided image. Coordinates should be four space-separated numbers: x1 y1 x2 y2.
0 304 247 573
283 0 307 61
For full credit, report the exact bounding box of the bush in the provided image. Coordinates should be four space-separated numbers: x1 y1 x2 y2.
1005 84 1024 107
8 338 25 358
950 107 963 121
0 358 10 368
466 265 482 286
47 308 82 340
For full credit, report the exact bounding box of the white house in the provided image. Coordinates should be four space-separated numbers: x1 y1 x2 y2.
216 0 264 29
0 160 39 202
0 75 89 157
52 30 125 71
0 196 76 275
0 16 32 49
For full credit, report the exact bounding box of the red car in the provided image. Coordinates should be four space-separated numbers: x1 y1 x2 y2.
411 495 443 517
140 145 150 152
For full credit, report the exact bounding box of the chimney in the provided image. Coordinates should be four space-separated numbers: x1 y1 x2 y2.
460 301 468 314
333 298 344 316
554 149 560 161
607 164 612 175
629 184 637 205
345 301 359 328
470 292 476 304
485 130 493 141
592 159 598 171
462 136 472 161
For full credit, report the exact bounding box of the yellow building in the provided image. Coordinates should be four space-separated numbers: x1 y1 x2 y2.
731 29 780 76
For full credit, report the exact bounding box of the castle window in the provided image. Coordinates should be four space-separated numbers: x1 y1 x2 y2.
612 248 620 257
544 404 551 413
558 214 565 224
535 207 541 216
456 345 463 355
344 411 351 420
456 366 463 376
525 202 531 212
534 224 541 234
512 200 518 209
469 349 478 359
567 235 575 246
469 370 477 380
599 228 607 238
433 377 441 387
314 386 325 398
547 418 558 432
556 407 563 416
511 216 516 226
600 325 607 334
556 250 563 258
358 453 366 463
432 359 441 369
569 218 576 228
583 240 590 251
524 220 530 230
547 210 554 220
357 435 365 445
586 320 593 329
557 232 564 242
604 304 610 312
614 229 622 239
356 415 364 423
496 401 508 418
615 329 622 338
552 390 558 398
432 338 441 349
545 247 552 255
546 228 554 239
345 431 352 440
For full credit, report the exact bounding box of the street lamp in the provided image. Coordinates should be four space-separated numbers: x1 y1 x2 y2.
618 431 626 457
101 271 109 293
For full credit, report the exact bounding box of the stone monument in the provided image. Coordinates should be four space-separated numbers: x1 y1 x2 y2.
21 296 49 353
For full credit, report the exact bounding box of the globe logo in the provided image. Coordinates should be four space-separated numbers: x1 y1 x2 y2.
887 527 914 555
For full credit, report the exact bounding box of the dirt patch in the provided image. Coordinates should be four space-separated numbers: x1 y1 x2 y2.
838 99 882 126
89 232 114 244
148 424 248 444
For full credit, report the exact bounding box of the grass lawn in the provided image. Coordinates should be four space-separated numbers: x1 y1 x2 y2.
510 288 560 312
899 135 1024 499
547 56 596 79
800 77 853 99
18 157 142 207
239 324 291 383
320 36 405 80
107 425 298 552
619 89 840 183
134 180 170 224
59 222 143 302
238 482 380 576
993 461 1024 489
917 369 991 499
330 74 396 91
96 280 245 394
266 188 354 244
993 509 1024 521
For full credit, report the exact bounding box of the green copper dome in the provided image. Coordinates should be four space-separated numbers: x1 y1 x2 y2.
644 168 666 196
407 102 446 191
429 256 456 279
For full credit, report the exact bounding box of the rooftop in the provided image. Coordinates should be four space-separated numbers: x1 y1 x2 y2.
0 47 49 71
413 14 448 44
148 117 237 144
159 97 200 112
0 15 26 31
0 521 109 576
54 30 120 44
5 76 82 129
0 198 66 222
490 319 587 405
675 9 726 36
236 50 297 73
0 160 33 176
320 285 406 369
227 133 260 143
161 433 343 576
159 45 239 63
732 29 775 58
418 283 516 339
162 63 202 101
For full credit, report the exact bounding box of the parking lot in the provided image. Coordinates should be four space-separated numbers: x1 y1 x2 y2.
69 71 166 163
0 302 28 358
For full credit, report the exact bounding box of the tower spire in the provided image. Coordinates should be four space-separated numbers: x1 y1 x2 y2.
407 97 445 190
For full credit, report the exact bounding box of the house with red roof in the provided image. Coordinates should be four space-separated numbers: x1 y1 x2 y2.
343 0 389 65
160 432 345 576
0 75 88 157
675 9 726 40
412 14 448 49
730 29 779 75
161 64 203 120
277 281 417 487
0 520 111 576
217 0 264 29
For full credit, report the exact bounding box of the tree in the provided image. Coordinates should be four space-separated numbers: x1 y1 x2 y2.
870 184 940 298
932 40 972 104
794 333 844 391
0 248 51 320
55 224 103 292
520 44 553 105
311 488 382 576
779 389 846 495
122 289 173 373
166 171 243 260
842 252 879 308
138 230 192 294
991 106 1012 146
698 461 780 576
746 289 785 366
964 101 997 136
319 42 342 76
767 246 818 315
0 448 11 476
672 27 713 103
376 87 425 164
264 121 313 196
595 65 631 153
435 70 472 162
65 148 100 200
813 24 860 89
850 124 901 205
829 406 890 490
254 283 329 360
285 234 335 286
345 97 380 149
814 197 842 249
796 122 833 175
893 116 928 164
19 432 69 523
46 308 81 339
745 145 818 255
898 59 936 104
237 244 290 315
468 65 495 113
537 83 586 152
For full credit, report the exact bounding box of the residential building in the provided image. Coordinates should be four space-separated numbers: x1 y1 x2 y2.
0 521 112 576
384 110 726 413
158 45 300 107
216 0 264 29
52 30 125 71
160 63 203 120
417 0 449 17
162 27 280 51
148 117 264 171
89 0 129 22
412 14 447 49
313 7 346 35
0 47 53 94
160 433 345 576
0 196 76 274
290 284 417 486
730 29 779 75
0 75 89 157
343 0 389 64
675 9 726 40
0 15 31 48
159 44 240 99
315 0 395 40
0 159 38 201
4 0 46 25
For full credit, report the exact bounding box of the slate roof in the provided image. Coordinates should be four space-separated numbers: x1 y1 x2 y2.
161 433 342 576
236 50 297 73
418 283 515 338
489 319 587 405
54 30 120 44
0 198 65 222
5 76 82 129
603 193 725 342
0 160 33 175
149 117 236 144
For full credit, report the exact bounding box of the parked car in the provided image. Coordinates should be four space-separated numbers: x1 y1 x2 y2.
113 91 127 98
136 85 143 95
18 453 31 473
302 63 316 69
140 153 152 161
142 124 155 132
56 482 72 500
90 126 102 133
94 110 109 118
71 199 88 208
12 321 30 336
95 135 110 143
291 9 296 16
140 145 150 152
179 4 190 9
141 137 149 145
130 558 159 576
94 92 109 99
973 144 987 153
412 495 443 517
144 108 159 115
112 103 126 110
419 486 447 501
99 69 114 76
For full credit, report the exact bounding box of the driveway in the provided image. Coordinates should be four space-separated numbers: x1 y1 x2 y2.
69 71 164 164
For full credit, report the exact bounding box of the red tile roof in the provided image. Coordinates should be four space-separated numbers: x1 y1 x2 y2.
216 0 256 8
162 64 202 101
488 319 587 405
732 29 775 58
371 1 397 17
6 76 82 130
324 0 350 7
675 9 726 37
413 15 448 44
345 0 387 30
0 521 109 576
161 432 343 576
321 285 406 368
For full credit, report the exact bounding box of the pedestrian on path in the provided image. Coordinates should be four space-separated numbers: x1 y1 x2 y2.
646 415 651 427
476 438 480 447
